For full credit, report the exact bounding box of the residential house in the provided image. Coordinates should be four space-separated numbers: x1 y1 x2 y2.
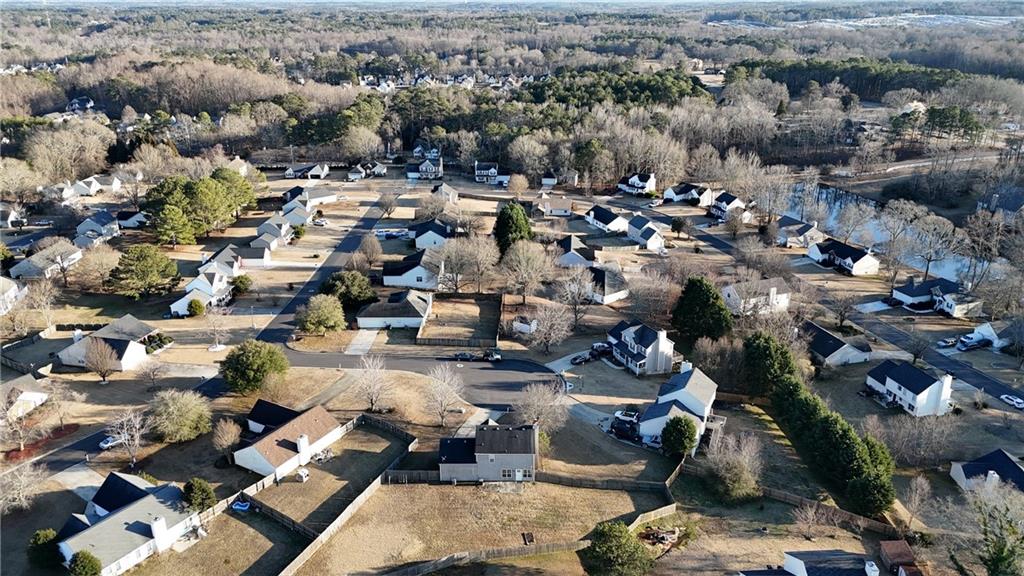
169 270 231 317
807 239 880 276
776 215 826 248
412 144 441 160
116 211 148 229
607 319 675 375
556 236 596 268
409 219 454 249
250 233 280 251
257 214 294 243
439 424 538 483
950 449 1024 493
2 373 48 418
493 170 511 187
233 404 342 480
474 161 501 184
283 206 312 228
584 266 629 305
721 277 790 316
638 362 718 449
82 175 122 194
891 277 959 308
664 182 716 206
245 399 301 434
9 242 83 280
406 158 443 180
708 192 748 221
71 178 102 197
284 163 330 179
965 321 1016 350
57 473 200 576
0 203 22 228
537 196 573 217
866 360 953 417
346 165 366 181
541 172 558 188
58 315 158 371
66 96 94 112
282 186 338 210
934 292 984 319
584 205 629 233
40 181 78 205
356 290 433 329
361 161 387 177
802 321 871 367
432 183 459 204
75 211 121 247
737 550 875 576
234 246 272 268
0 276 28 316
383 249 444 290
617 173 656 196
626 214 665 251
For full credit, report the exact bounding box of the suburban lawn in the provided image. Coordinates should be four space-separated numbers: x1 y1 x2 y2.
419 296 501 342
296 483 667 575
543 416 676 482
290 330 359 353
130 510 309 576
566 361 662 414
438 552 587 575
0 480 82 576
254 427 408 531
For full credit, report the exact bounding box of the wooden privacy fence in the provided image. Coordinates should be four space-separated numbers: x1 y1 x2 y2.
761 487 899 538
384 469 439 484
381 540 592 576
715 391 772 406
626 503 680 532
535 471 673 502
248 494 320 540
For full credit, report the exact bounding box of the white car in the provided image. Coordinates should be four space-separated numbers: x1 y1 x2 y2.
613 410 639 424
313 218 329 227
99 436 123 450
647 199 663 208
999 394 1024 409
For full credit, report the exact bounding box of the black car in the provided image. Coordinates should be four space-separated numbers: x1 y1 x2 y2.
481 350 502 362
609 419 639 442
452 352 476 361
570 353 590 366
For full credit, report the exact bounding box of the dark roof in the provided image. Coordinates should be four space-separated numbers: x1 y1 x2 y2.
56 513 92 541
234 247 270 260
116 210 142 220
438 437 476 464
282 186 306 202
475 161 498 172
867 360 941 395
894 277 959 298
557 236 595 261
357 290 431 319
90 472 154 515
802 321 848 359
628 214 652 230
638 400 701 423
960 449 1024 491
409 219 451 238
247 399 301 429
813 239 872 263
619 172 653 185
383 249 440 276
608 319 643 341
587 205 623 226
633 324 661 348
474 425 537 455
786 550 868 576
405 162 421 174
715 192 739 205
589 266 626 296
86 210 116 226
777 215 816 236
640 227 660 241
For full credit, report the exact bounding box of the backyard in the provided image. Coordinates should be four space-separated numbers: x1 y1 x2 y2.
419 296 501 343
543 416 676 482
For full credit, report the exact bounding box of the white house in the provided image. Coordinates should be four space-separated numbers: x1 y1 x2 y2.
169 272 232 317
76 211 120 239
282 186 338 210
58 315 158 371
116 211 149 229
284 163 330 179
583 266 629 305
40 181 78 205
807 239 880 276
198 245 244 278
57 473 200 576
802 320 872 367
356 290 433 329
245 399 301 434
406 158 443 180
607 319 675 375
412 144 441 160
283 206 312 227
776 215 827 249
721 277 790 316
708 192 746 220
626 214 665 251
0 203 22 228
0 276 28 316
474 161 500 184
361 161 387 177
738 551 874 576
233 404 342 480
541 172 558 188
409 219 454 249
2 373 48 418
556 236 596 268
235 246 272 268
432 183 459 204
638 362 718 449
81 175 122 194
71 178 102 197
664 182 716 206
891 277 959 307
617 173 656 196
250 233 280 251
9 242 83 280
346 165 366 181
950 449 1024 493
866 360 953 417
963 321 1015 349
383 249 443 290
935 292 984 319
585 205 629 233
537 196 573 217
257 214 294 243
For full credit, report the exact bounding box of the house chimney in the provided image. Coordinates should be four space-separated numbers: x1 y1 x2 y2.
151 516 173 552
679 361 693 374
769 286 777 301
985 470 1002 491
297 434 310 464
907 275 917 288
810 221 818 229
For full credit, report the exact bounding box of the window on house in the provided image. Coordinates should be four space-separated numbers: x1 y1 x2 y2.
489 455 495 462
501 469 513 479
416 276 423 282
523 468 534 478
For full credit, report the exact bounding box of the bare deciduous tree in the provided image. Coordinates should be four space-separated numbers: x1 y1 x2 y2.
690 337 746 392
438 237 475 293
704 432 764 502
832 202 875 244
355 354 393 413
557 266 593 329
629 270 680 324
45 379 84 430
512 382 568 432
904 474 932 532
25 278 59 329
426 363 464 427
911 214 965 282
137 360 166 389
791 502 842 540
0 395 51 451
85 338 119 383
204 306 230 351
378 192 398 219
528 303 573 354
107 408 149 467
212 417 241 457
906 330 932 365
863 413 958 466
0 463 45 514
501 240 553 304
417 193 447 221
830 292 858 329
358 234 383 267
466 235 500 293
73 244 121 292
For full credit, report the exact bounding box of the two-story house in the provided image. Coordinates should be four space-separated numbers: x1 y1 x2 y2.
866 360 953 417
607 319 675 375
808 239 880 276
252 214 294 251
412 144 441 160
408 219 454 249
406 157 444 180
584 205 629 233
721 277 790 316
617 172 657 196
439 424 538 483
664 182 717 206
638 362 718 451
556 236 596 268
776 215 827 249
169 270 232 317
474 161 501 184
383 249 444 290
708 192 748 221
9 242 82 280
432 183 459 204
626 214 665 252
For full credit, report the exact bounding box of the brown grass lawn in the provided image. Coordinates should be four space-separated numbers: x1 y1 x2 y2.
440 551 587 575
566 361 662 414
296 483 666 575
130 510 309 576
291 330 359 353
0 480 81 576
255 427 408 531
544 416 675 482
420 297 501 341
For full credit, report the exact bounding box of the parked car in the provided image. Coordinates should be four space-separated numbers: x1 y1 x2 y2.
590 342 612 357
99 436 123 450
647 199 663 208
642 435 662 450
313 218 329 226
937 337 958 348
570 353 590 366
609 418 639 442
999 394 1024 409
481 349 502 362
613 410 639 423
452 352 476 361
32 219 53 226
956 338 992 352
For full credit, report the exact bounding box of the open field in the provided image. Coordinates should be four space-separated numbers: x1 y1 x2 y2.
0 480 81 576
130 510 309 576
255 427 408 531
544 416 675 482
420 296 501 342
296 483 666 575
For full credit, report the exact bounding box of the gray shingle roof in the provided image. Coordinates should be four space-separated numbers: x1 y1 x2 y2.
802 320 848 359
657 368 717 406
813 239 872 263
91 314 157 342
383 249 441 276
959 449 1024 491
589 266 626 296
638 400 701 423
867 360 940 395
894 277 959 298
85 211 116 227
557 236 595 261
357 290 431 319
474 425 536 455
90 472 153 515
785 550 868 576
438 437 476 464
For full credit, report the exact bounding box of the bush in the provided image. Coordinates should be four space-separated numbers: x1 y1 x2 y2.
187 298 206 317
222 339 290 394
293 224 306 239
661 415 697 460
136 471 159 484
581 521 654 576
183 477 216 512
231 274 253 294
69 550 102 576
28 528 58 567
149 389 213 443
320 270 376 309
